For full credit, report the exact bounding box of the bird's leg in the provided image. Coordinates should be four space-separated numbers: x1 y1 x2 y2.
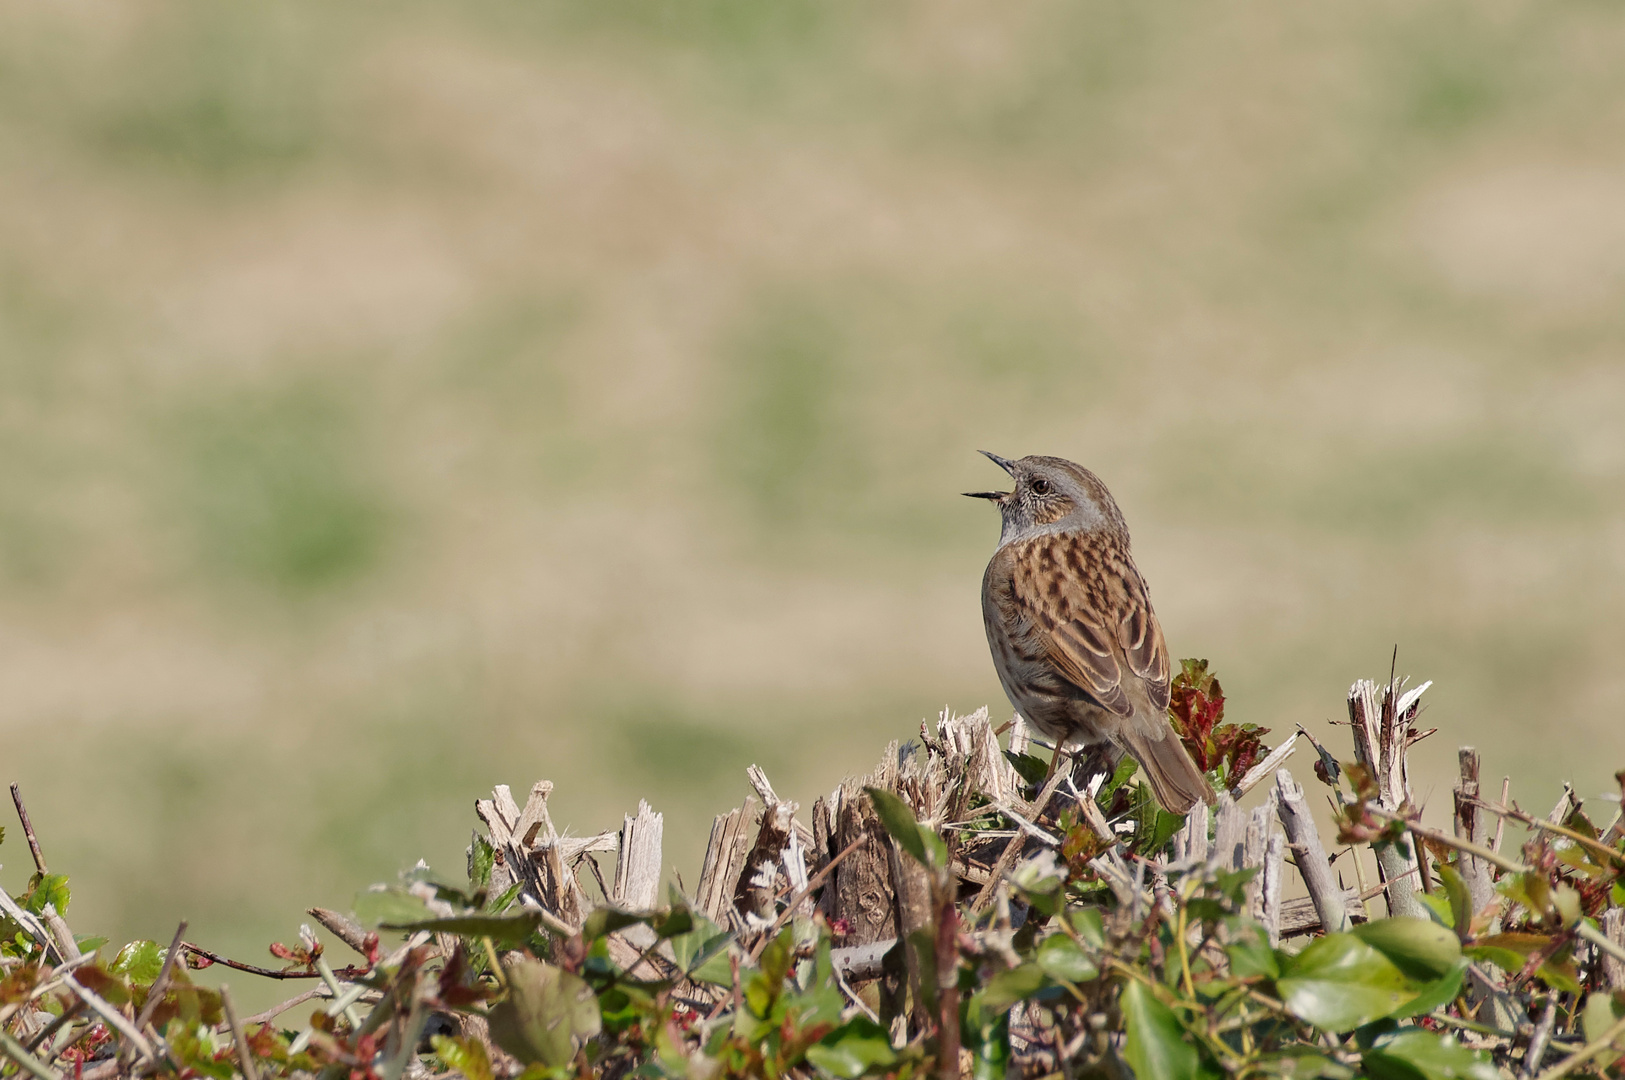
1045 740 1070 782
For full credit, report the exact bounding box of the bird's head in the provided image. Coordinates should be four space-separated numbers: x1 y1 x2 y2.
964 452 1126 547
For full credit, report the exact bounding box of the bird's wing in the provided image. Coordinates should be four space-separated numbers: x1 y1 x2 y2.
1009 535 1134 718
1117 584 1171 713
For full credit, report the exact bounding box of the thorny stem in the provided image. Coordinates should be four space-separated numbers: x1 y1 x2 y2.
1363 805 1531 875
1469 796 1625 870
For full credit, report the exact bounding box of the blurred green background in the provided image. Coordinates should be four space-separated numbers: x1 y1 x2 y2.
3 0 1623 1008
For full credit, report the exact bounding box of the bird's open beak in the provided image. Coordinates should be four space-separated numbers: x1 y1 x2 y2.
966 451 1017 501
979 450 1019 476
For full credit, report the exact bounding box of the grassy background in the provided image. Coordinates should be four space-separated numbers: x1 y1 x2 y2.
2 0 1624 1009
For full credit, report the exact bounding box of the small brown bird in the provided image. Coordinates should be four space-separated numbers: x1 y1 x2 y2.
967 452 1216 814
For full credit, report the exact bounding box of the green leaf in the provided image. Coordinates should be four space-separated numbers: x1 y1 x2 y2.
110 941 165 984
1582 992 1625 1070
381 912 543 943
1551 883 1581 927
469 836 496 892
968 1009 1010 1080
1251 1047 1356 1079
353 887 432 928
976 962 1045 1015
577 907 648 943
1226 924 1282 980
666 915 734 986
866 787 926 865
1121 980 1201 1080
1433 863 1472 937
1360 1028 1498 1080
488 958 601 1068
865 786 947 868
1390 960 1467 1020
1036 935 1097 983
486 881 523 914
1414 892 1454 929
24 874 69 916
432 1034 495 1080
1352 918 1462 981
1069 907 1106 949
1003 752 1049 789
1277 934 1419 1033
805 1018 896 1078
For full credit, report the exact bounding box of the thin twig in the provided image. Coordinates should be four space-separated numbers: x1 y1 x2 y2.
972 761 1073 912
179 942 369 981
1493 778 1510 854
133 921 188 1033
9 783 48 875
1533 1011 1625 1080
1364 805 1530 875
1575 919 1625 967
220 985 261 1080
242 986 330 1026
1469 796 1625 869
1523 995 1558 1079
65 978 155 1062
0 1030 60 1080
747 834 867 963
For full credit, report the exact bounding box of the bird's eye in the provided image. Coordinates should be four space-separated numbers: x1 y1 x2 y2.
1030 478 1052 496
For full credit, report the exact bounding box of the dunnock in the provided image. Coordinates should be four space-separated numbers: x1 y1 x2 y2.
967 452 1215 814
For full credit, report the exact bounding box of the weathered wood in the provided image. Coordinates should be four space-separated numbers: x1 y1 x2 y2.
1603 909 1625 991
614 800 663 911
697 797 759 927
476 780 588 929
1172 800 1209 864
1348 677 1427 919
1260 832 1285 945
1212 794 1246 871
1231 733 1300 800
832 787 898 948
1278 889 1367 937
1275 768 1351 934
1243 795 1277 924
1453 747 1496 929
733 766 800 930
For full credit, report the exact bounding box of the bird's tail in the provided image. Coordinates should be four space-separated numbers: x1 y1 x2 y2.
1120 727 1216 814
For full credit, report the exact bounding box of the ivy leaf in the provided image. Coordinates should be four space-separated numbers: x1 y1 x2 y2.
805 1018 896 1078
488 958 601 1068
1036 934 1098 983
1122 981 1205 1080
1277 934 1419 1033
1352 918 1461 981
1360 1029 1498 1080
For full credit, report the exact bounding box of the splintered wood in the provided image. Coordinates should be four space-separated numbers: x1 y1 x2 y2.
1348 675 1431 920
465 668 1508 1019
